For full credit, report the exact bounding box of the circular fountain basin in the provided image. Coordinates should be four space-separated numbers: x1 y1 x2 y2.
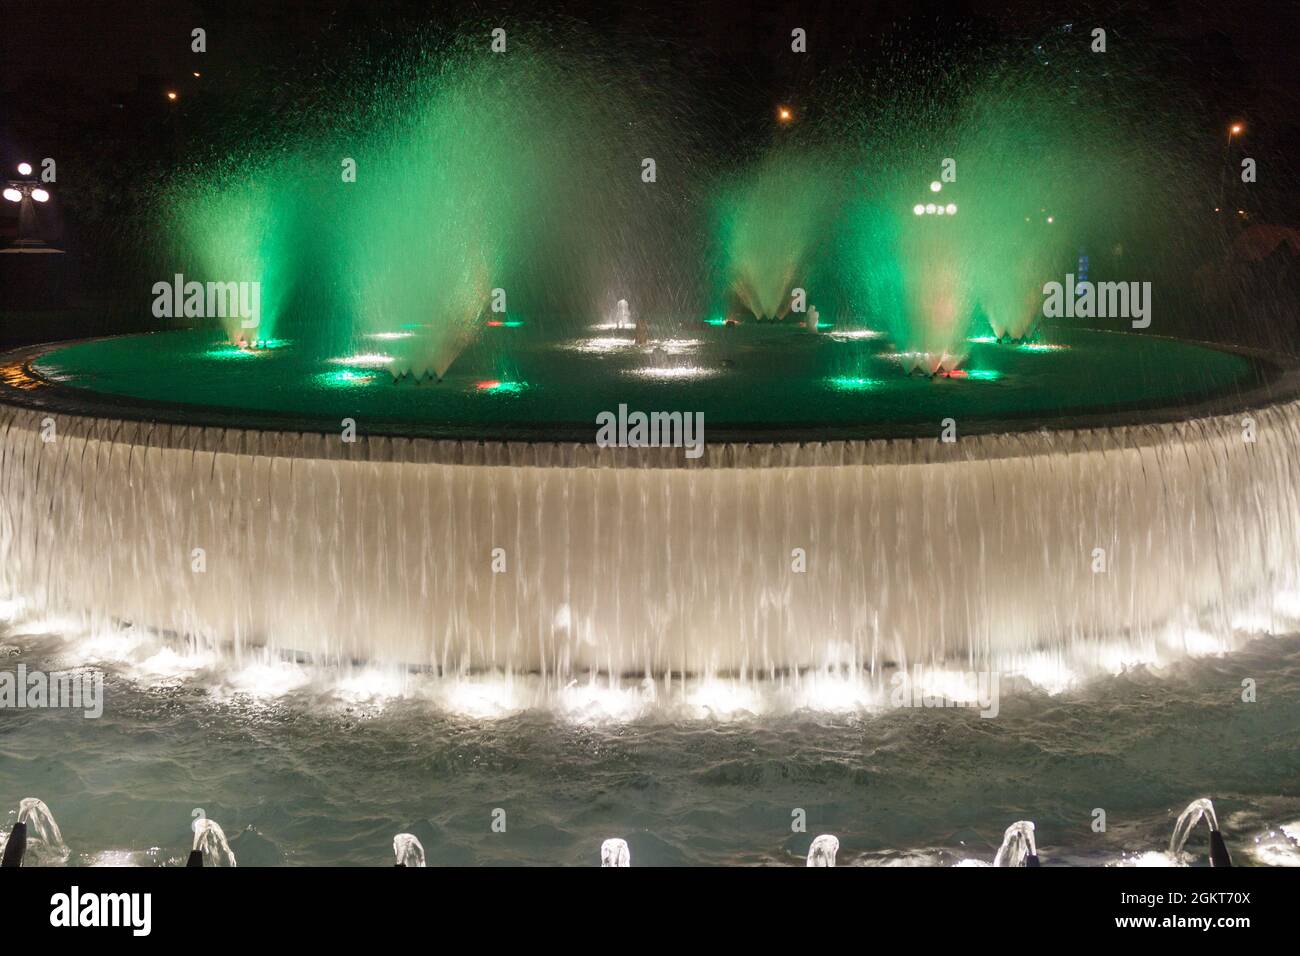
1 325 1298 679
5 324 1279 440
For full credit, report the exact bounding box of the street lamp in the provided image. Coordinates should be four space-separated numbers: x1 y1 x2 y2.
4 162 52 247
913 180 957 217
1219 121 1245 211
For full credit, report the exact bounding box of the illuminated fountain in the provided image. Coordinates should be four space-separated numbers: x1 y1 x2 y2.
1 29 1297 710
717 147 844 322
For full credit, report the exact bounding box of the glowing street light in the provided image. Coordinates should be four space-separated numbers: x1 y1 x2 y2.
777 106 793 123
166 91 178 101
4 162 53 246
1219 120 1246 209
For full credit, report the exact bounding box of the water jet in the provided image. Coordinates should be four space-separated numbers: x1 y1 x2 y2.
807 834 839 866
994 821 1040 867
1170 798 1232 867
600 838 630 867
393 833 426 867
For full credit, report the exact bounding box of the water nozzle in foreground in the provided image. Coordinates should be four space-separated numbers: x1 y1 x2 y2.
1171 798 1231 867
1209 828 1232 868
394 833 426 867
1 821 26 868
600 838 630 867
3 799 63 869
189 817 237 868
807 834 839 867
994 821 1039 867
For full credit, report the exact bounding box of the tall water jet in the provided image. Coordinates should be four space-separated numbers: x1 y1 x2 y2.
807 834 839 867
393 833 426 867
342 43 554 378
717 149 844 321
600 838 630 867
993 821 1040 867
831 34 1224 364
151 29 710 380
159 160 297 347
1170 798 1232 867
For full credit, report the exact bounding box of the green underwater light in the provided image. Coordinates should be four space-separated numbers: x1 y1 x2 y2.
826 375 882 392
318 369 378 387
204 339 288 360
204 345 260 361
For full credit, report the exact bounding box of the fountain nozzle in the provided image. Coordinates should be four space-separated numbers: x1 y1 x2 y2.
807 834 839 866
600 838 630 867
1 821 26 868
1209 828 1232 868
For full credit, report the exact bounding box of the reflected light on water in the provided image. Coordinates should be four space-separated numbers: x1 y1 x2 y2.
629 365 715 380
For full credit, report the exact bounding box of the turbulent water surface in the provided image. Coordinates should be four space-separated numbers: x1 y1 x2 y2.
2 613 1298 867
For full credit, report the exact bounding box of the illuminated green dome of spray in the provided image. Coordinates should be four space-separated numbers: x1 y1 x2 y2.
156 28 706 379
152 25 1226 376
823 39 1216 368
716 149 844 321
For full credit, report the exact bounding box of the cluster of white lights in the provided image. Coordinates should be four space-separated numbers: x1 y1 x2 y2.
827 329 884 341
3 187 49 203
571 336 636 354
327 353 393 368
4 162 49 204
913 180 955 216
630 365 715 380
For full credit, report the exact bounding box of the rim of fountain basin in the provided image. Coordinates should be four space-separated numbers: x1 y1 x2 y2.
2 333 1299 469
